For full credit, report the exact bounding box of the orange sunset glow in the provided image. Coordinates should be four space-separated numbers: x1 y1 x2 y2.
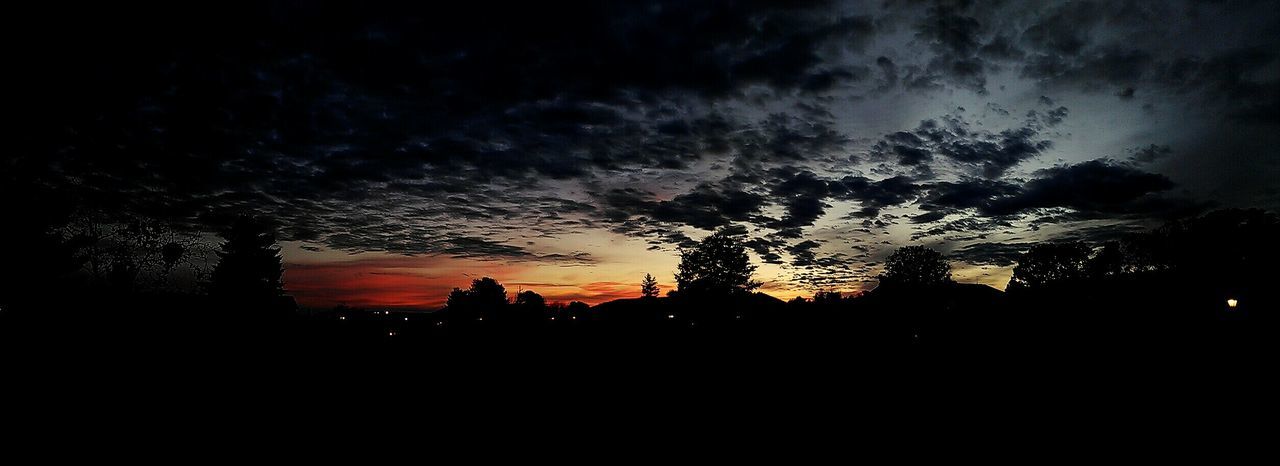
281 240 690 309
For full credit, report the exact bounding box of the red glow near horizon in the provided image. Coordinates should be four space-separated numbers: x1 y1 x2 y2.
284 256 651 310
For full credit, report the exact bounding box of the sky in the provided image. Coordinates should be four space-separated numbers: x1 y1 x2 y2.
12 1 1280 309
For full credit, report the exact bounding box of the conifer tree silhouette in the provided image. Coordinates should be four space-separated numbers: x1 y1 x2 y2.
641 273 660 298
210 216 284 307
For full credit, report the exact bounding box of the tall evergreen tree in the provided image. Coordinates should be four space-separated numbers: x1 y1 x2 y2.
641 273 660 298
210 216 284 305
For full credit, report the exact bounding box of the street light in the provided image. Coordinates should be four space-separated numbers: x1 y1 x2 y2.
1227 298 1239 309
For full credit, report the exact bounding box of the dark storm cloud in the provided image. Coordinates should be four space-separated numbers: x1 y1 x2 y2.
766 170 833 233
983 160 1179 217
762 169 923 234
601 184 767 231
949 242 1032 267
908 2 991 93
1127 144 1173 165
871 0 1280 130
830 175 924 217
1230 97 1280 125
1008 1 1280 125
919 179 1022 213
14 0 891 258
787 240 823 267
736 114 850 164
745 237 788 265
911 217 1014 241
910 159 1192 238
870 113 1055 178
910 177 1017 225
13 0 1278 277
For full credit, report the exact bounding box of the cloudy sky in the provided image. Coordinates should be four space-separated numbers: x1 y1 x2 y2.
13 1 1280 308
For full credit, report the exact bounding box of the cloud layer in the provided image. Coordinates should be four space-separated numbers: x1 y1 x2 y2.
10 0 1279 302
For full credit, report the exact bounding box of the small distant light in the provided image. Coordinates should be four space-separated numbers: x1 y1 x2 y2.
478 317 484 321
404 317 409 321
387 331 396 336
571 316 576 320
667 314 675 319
1227 299 1239 308
550 317 556 320
339 316 346 320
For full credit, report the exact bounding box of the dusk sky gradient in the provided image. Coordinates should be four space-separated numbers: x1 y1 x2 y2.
13 1 1280 308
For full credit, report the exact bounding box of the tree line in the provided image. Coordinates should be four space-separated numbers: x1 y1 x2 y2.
2 200 1275 348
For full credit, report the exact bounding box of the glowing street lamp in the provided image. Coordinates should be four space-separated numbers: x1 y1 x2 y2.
1227 298 1239 309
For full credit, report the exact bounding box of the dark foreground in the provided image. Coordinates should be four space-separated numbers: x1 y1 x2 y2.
3 284 1270 365
2 287 1271 447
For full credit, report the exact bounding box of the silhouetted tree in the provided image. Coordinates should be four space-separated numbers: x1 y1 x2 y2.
515 290 546 309
0 162 89 314
0 206 84 312
566 301 590 321
674 228 760 296
446 287 472 311
65 215 199 294
467 277 508 308
160 242 186 282
508 289 545 323
878 246 952 289
813 290 843 305
641 273 660 298
445 277 509 322
1087 241 1127 280
1007 242 1091 291
209 216 286 310
106 255 141 296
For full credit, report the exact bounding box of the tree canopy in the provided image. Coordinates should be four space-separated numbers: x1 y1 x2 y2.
674 228 760 296
1007 242 1092 291
447 277 509 314
878 246 952 288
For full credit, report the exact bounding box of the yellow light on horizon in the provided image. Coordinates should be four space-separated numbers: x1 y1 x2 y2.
1227 298 1239 308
